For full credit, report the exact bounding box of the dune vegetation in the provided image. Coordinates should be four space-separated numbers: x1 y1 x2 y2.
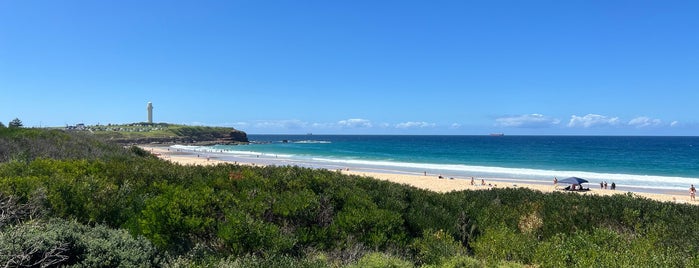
1 126 698 267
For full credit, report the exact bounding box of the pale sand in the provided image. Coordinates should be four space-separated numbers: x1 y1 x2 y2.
139 145 695 205
140 145 258 167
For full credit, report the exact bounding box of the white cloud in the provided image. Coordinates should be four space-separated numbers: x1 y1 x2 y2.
568 114 620 128
671 121 679 127
450 123 462 129
254 120 302 129
222 122 251 129
395 121 436 129
311 122 333 128
337 118 372 128
231 122 250 127
495 114 560 128
628 116 662 128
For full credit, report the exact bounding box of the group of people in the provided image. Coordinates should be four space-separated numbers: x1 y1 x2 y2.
552 177 616 191
600 181 616 190
554 178 699 202
470 176 486 186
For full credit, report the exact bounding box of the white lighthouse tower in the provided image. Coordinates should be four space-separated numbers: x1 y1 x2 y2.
147 102 153 123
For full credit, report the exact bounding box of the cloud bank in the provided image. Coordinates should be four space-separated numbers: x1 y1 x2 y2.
628 116 662 128
223 114 683 134
395 121 436 129
337 118 373 128
568 114 621 128
495 114 560 128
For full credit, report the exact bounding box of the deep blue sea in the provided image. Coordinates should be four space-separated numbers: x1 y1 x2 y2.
174 135 699 192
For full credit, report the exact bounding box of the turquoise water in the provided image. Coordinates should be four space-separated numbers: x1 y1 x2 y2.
175 135 699 192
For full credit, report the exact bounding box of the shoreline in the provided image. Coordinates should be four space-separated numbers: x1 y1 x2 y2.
139 145 696 205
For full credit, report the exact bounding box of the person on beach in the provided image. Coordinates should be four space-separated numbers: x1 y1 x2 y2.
553 177 558 189
611 182 616 190
690 184 696 201
470 177 475 185
604 181 608 189
481 179 485 186
600 182 604 189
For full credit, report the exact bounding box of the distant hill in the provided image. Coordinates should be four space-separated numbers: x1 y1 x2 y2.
67 123 248 145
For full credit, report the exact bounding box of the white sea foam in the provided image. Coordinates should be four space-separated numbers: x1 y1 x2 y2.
293 140 331 144
171 145 294 158
310 157 696 190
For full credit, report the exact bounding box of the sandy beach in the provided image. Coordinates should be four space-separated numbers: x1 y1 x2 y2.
140 145 695 205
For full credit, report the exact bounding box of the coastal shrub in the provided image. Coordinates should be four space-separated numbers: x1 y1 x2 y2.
0 127 133 162
332 206 405 250
215 254 329 268
0 218 157 267
410 229 467 266
217 210 295 256
271 189 319 221
404 190 458 237
347 252 413 268
420 255 481 268
471 225 536 264
131 183 217 252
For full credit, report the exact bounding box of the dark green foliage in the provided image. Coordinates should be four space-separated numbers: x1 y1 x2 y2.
471 224 537 264
411 229 467 266
217 210 295 256
133 183 218 251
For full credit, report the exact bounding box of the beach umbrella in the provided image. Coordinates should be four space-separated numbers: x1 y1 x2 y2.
559 177 589 185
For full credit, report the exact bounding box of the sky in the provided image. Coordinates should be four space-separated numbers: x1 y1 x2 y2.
1 0 698 135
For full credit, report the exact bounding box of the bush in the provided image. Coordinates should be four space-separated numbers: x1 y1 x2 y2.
471 225 536 264
218 254 329 268
131 183 218 252
0 218 158 267
410 229 467 266
217 210 295 256
347 252 413 268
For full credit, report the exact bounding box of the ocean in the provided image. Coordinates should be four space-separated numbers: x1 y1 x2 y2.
173 135 699 193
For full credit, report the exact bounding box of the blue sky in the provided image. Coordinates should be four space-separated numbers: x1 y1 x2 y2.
1 1 697 135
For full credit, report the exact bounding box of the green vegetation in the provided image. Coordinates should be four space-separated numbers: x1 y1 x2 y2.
67 122 248 144
2 127 699 267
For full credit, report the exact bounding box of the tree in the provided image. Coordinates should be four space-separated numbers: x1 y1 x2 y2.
8 118 22 128
0 121 5 128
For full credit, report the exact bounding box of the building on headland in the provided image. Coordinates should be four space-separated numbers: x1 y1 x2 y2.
147 102 153 123
65 123 86 130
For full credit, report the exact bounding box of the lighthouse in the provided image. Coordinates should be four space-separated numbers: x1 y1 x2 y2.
147 102 153 123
